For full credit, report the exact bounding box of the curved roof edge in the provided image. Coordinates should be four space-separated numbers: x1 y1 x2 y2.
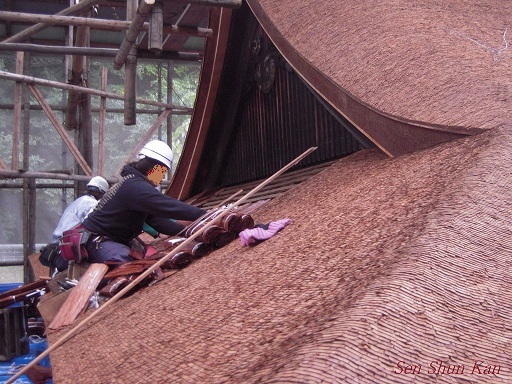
167 8 232 200
245 0 483 157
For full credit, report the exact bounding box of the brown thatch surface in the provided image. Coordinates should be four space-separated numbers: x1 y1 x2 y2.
251 0 512 132
47 127 512 383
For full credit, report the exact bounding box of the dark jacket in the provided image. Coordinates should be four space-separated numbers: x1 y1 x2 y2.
83 165 205 245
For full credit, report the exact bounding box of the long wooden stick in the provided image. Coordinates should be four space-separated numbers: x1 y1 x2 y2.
113 0 155 70
0 71 190 111
6 146 316 383
114 109 172 177
175 189 244 237
28 84 93 176
2 0 105 43
0 11 213 37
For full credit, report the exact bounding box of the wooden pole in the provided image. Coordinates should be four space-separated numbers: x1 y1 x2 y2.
114 0 154 70
78 53 93 191
114 108 172 176
0 11 213 37
170 0 242 7
28 84 93 176
6 146 317 384
0 169 119 184
65 21 89 131
166 60 174 177
21 54 31 283
22 178 36 284
0 43 116 58
122 0 139 126
148 1 163 52
3 0 106 43
98 67 108 176
0 43 202 62
12 52 23 170
0 71 190 111
0 103 192 115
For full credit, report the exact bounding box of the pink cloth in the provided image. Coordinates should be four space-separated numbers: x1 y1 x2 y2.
239 218 292 246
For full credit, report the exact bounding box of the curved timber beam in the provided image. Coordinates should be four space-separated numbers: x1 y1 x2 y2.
167 8 233 200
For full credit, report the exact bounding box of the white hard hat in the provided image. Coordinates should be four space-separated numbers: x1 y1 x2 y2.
138 140 173 169
87 176 109 193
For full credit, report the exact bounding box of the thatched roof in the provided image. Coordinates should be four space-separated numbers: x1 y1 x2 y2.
48 125 512 383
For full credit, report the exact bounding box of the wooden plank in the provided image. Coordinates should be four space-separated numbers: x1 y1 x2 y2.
37 290 71 329
48 263 108 330
0 279 48 301
27 84 93 176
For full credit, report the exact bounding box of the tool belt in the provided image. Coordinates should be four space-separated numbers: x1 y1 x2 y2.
59 224 92 263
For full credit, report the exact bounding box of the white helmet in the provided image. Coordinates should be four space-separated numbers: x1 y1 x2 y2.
138 140 173 169
87 176 109 194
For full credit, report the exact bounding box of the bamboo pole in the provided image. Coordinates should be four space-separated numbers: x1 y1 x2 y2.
98 67 107 176
114 0 154 70
0 11 213 37
0 71 190 111
114 108 172 176
12 52 23 170
28 84 93 176
3 0 106 43
6 146 317 384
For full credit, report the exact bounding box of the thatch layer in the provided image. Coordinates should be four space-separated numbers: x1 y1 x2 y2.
254 0 512 131
48 127 512 383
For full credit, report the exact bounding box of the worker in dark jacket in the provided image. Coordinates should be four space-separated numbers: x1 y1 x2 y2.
82 140 206 263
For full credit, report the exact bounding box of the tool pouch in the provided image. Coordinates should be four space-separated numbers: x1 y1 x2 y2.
39 243 61 267
59 224 91 263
